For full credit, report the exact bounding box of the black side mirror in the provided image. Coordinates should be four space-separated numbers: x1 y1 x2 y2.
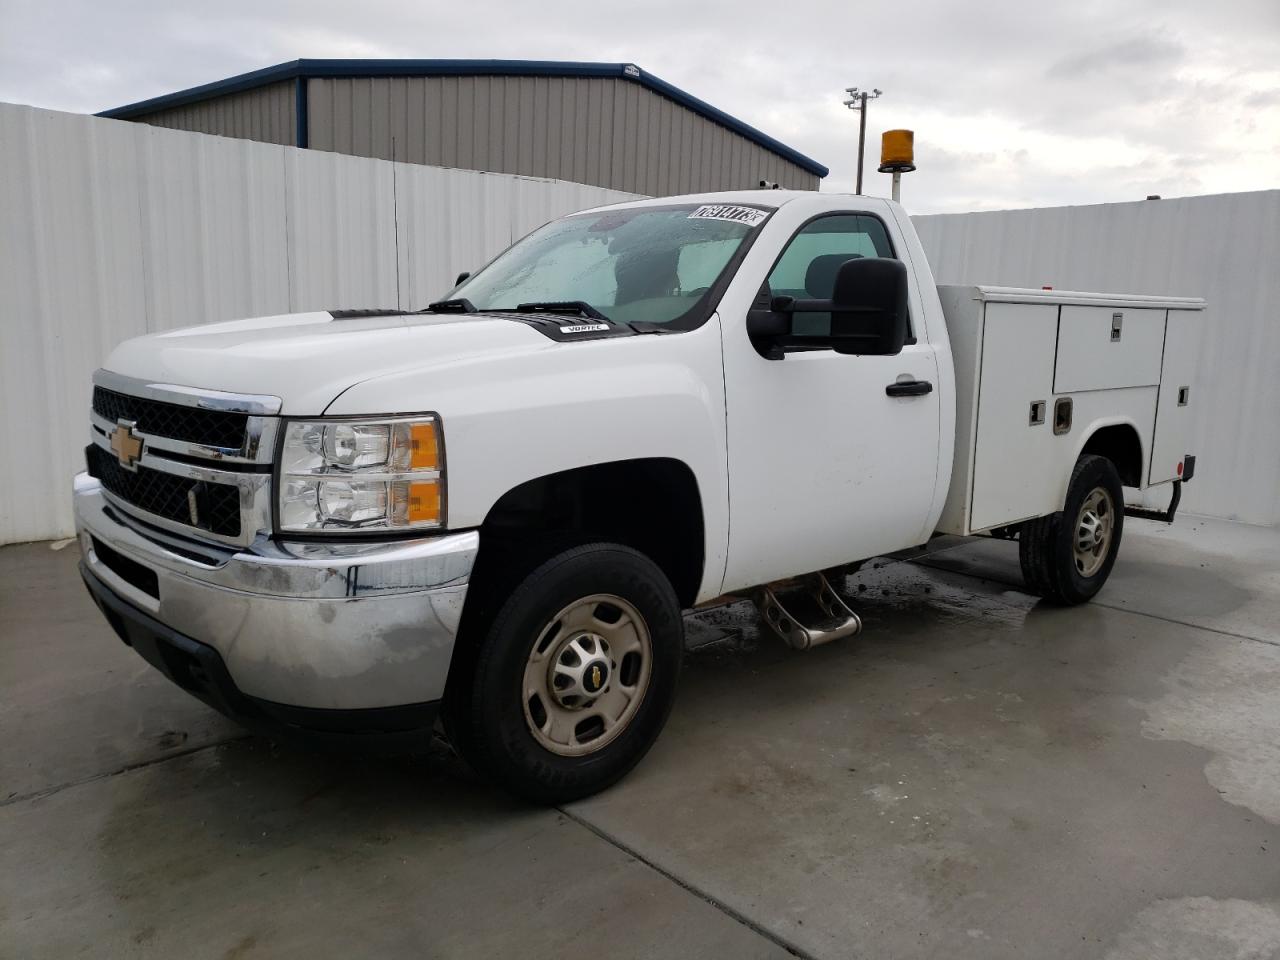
826 257 909 356
747 258 909 359
455 271 471 286
746 284 788 359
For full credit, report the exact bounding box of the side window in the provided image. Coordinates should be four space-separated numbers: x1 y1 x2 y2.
766 215 898 337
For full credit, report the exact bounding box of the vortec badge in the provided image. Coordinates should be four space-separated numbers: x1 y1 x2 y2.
558 323 611 334
109 421 144 471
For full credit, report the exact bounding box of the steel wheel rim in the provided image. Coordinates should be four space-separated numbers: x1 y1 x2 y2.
1073 486 1115 578
522 593 652 757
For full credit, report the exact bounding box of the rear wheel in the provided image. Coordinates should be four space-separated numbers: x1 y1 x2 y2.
1019 454 1124 605
448 542 683 803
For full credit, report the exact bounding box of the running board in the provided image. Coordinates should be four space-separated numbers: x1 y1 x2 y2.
1125 478 1183 524
755 573 862 651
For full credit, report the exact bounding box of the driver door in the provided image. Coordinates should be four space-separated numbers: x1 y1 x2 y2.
720 212 941 592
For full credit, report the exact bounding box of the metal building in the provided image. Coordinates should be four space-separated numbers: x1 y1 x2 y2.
99 60 828 195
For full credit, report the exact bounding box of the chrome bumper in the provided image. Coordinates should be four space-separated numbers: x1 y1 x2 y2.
73 472 477 710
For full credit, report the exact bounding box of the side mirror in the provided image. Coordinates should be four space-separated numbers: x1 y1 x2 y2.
825 257 909 356
746 258 910 359
455 271 471 286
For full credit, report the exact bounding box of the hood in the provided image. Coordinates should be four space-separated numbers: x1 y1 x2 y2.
102 309 563 414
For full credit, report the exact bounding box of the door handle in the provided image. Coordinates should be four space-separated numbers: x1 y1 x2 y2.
886 379 933 398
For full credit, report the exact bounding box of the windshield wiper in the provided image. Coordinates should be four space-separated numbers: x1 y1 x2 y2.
423 298 477 313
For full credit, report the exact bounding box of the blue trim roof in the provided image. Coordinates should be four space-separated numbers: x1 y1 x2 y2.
97 59 829 178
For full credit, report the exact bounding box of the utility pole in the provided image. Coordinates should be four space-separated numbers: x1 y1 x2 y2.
843 87 882 194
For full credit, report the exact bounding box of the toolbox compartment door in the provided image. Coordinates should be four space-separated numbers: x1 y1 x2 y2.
1054 306 1165 393
1149 309 1200 485
970 302 1060 531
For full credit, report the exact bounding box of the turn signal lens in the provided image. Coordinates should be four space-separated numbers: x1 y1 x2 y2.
406 481 441 523
391 480 441 526
409 422 439 470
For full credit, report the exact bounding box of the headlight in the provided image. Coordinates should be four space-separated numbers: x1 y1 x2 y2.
276 416 444 533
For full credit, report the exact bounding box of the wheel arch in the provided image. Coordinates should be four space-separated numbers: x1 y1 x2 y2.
475 456 706 609
1075 419 1145 488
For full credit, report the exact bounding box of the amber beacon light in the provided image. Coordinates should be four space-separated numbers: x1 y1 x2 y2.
878 129 916 202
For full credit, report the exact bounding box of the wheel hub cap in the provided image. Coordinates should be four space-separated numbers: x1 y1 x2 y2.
548 633 612 707
522 594 653 757
1072 487 1115 577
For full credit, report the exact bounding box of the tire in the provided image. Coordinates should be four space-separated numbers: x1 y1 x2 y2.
440 533 578 760
1019 454 1125 605
448 542 683 804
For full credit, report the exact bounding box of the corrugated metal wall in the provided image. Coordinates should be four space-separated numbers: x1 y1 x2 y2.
305 76 820 194
134 80 297 145
0 102 637 544
914 191 1280 526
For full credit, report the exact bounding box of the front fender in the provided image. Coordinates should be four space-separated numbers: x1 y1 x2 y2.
326 318 731 599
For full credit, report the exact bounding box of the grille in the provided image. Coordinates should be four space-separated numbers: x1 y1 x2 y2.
86 444 242 538
93 386 248 450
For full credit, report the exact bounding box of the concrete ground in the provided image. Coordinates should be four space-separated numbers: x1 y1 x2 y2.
3 517 1279 959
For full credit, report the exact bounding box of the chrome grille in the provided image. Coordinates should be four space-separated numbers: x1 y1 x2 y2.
92 386 248 451
86 444 242 538
88 370 281 547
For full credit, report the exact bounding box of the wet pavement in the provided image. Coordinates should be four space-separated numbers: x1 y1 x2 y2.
3 518 1279 959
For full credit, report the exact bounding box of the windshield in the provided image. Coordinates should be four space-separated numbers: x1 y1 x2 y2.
449 203 770 327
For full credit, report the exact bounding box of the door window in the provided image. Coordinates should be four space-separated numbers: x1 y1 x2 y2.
767 215 898 337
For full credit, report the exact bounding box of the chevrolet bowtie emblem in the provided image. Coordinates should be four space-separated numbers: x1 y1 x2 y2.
591 664 602 688
109 421 144 471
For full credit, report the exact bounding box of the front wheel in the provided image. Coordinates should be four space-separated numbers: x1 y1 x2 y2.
449 542 683 804
1019 454 1125 605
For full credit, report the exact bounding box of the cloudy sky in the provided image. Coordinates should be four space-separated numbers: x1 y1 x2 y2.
2 0 1276 214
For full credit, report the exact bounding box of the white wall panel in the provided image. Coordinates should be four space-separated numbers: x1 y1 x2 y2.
915 191 1280 526
1 107 148 546
136 125 291 328
0 103 637 544
285 147 399 312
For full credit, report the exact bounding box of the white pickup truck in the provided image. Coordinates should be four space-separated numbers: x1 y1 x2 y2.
74 191 1202 802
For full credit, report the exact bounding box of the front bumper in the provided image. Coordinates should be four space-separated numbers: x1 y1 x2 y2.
74 472 478 722
79 564 444 746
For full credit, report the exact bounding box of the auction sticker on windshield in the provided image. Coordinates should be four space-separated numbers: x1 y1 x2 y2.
687 204 768 227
